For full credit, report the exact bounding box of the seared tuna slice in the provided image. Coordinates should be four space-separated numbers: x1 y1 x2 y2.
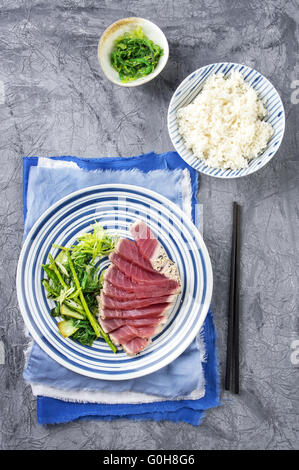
97 301 173 320
115 238 155 273
99 316 165 334
99 291 177 310
103 265 139 292
109 252 179 288
130 220 180 283
103 281 180 300
104 266 180 295
99 223 182 357
130 220 161 265
109 325 140 345
109 324 162 346
122 337 150 356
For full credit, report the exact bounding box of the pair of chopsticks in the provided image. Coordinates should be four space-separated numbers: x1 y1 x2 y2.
225 202 241 394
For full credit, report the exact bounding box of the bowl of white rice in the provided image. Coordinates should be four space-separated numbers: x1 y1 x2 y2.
168 63 285 178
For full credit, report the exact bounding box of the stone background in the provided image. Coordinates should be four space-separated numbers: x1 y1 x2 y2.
0 0 298 450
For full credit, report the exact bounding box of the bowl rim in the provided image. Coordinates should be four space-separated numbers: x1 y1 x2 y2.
98 17 169 87
168 62 286 178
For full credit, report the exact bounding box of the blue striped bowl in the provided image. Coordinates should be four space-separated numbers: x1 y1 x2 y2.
168 63 285 178
17 184 212 380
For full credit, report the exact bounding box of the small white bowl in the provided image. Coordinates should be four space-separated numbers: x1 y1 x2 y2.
168 63 285 178
98 17 169 87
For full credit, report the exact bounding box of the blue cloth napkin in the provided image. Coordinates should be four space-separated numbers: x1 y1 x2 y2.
22 151 219 425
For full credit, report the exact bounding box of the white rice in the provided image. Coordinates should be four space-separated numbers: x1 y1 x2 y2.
177 72 274 170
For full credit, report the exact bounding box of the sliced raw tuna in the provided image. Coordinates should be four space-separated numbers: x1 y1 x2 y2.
115 238 155 273
130 220 160 262
122 337 150 356
134 324 162 337
99 316 165 334
104 266 180 295
98 302 173 320
103 265 139 292
109 252 179 288
130 220 180 283
99 291 177 310
103 281 180 300
109 325 140 345
100 223 182 357
109 325 162 346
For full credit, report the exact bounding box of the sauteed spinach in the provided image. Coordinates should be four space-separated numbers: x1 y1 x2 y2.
42 223 117 350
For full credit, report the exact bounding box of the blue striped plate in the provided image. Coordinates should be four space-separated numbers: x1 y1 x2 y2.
17 184 213 380
168 63 285 178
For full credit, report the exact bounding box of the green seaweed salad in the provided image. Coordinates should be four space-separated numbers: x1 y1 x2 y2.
42 223 117 351
110 26 164 83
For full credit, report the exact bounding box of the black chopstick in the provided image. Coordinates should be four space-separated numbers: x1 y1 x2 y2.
225 202 241 394
232 203 241 394
225 202 237 391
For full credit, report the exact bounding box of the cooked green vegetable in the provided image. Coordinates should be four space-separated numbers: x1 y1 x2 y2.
64 298 84 314
48 253 69 289
58 320 79 338
69 319 98 347
42 222 117 350
71 223 117 263
66 250 101 338
60 304 84 320
110 26 164 83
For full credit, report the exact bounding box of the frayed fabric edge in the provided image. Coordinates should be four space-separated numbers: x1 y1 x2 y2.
30 378 205 404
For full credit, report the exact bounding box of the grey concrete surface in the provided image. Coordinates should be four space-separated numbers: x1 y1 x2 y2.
0 0 298 450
